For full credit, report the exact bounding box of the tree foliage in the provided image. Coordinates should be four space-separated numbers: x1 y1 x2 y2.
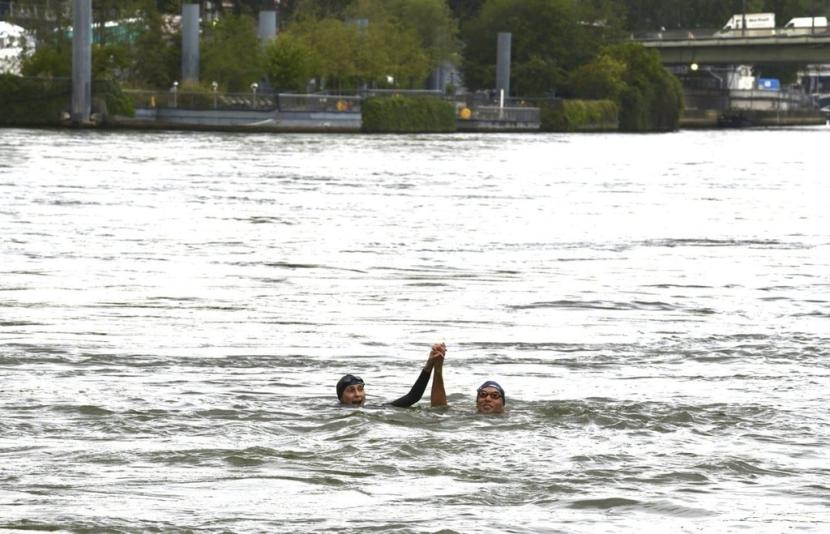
264 31 319 92
600 42 684 131
349 0 459 69
201 15 264 92
271 7 432 91
460 0 624 96
567 53 627 101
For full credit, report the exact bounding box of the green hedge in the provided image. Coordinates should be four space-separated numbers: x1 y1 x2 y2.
0 75 72 125
362 95 456 133
0 75 134 126
540 99 618 132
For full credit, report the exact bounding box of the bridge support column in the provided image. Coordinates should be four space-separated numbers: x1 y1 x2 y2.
182 3 200 84
258 10 277 44
71 0 91 124
496 32 512 98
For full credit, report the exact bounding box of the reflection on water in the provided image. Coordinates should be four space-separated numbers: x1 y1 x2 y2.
1 127 829 533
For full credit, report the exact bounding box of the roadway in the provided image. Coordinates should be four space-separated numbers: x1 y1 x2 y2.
638 28 830 65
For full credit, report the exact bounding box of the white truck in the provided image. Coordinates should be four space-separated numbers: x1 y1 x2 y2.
720 12 776 33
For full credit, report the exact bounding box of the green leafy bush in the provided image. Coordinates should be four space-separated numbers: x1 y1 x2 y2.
541 99 618 132
0 75 134 125
362 95 456 133
566 42 683 132
606 43 683 132
95 80 135 118
0 74 71 125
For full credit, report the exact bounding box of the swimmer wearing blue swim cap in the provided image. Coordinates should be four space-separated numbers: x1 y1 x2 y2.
476 380 505 414
428 350 505 414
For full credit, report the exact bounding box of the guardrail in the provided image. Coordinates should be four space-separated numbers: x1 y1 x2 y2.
634 26 830 41
463 105 540 123
278 93 362 112
124 90 277 111
125 90 540 123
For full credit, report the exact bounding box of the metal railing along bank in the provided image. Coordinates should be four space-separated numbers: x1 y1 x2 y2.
124 90 540 123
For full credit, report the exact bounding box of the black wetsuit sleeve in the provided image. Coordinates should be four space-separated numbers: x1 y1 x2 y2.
388 369 430 407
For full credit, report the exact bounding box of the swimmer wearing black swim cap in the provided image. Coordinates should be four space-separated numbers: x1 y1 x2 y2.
336 374 365 405
336 343 446 407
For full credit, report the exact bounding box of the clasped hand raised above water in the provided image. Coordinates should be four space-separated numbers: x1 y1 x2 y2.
336 342 504 414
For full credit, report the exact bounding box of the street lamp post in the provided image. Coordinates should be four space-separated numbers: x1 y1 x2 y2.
171 81 178 108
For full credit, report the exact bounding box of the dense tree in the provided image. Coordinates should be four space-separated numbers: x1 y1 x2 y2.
131 1 179 87
291 0 357 20
200 15 264 91
566 53 627 100
279 14 430 90
461 0 623 96
355 0 459 69
577 42 683 131
446 0 486 24
264 31 319 91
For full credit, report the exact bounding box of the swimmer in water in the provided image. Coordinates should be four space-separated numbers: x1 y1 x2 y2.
474 380 505 414
336 342 446 407
429 348 505 414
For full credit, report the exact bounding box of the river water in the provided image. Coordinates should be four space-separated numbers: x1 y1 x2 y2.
1 127 828 532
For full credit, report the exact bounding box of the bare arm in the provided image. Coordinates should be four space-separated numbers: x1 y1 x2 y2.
388 343 445 407
430 343 447 407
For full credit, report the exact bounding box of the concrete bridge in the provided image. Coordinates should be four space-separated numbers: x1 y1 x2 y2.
638 28 830 65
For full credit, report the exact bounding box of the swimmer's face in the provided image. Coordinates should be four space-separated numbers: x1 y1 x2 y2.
476 387 504 414
341 383 365 406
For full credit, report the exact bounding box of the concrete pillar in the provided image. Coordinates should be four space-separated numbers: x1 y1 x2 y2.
181 3 200 84
496 32 512 98
71 0 92 124
258 10 277 44
428 66 442 92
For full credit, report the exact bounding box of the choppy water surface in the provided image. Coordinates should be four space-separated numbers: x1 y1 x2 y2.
1 127 829 533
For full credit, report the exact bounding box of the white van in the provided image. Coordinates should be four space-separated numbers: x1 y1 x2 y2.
784 17 828 30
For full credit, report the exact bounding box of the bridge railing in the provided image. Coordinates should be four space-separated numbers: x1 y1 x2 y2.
634 26 830 41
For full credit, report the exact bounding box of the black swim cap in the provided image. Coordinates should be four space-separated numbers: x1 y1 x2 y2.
336 374 364 401
477 380 505 404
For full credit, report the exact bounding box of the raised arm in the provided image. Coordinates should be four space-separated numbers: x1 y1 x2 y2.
430 343 447 407
389 343 444 408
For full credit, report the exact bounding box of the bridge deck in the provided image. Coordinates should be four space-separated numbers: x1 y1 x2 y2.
637 28 830 64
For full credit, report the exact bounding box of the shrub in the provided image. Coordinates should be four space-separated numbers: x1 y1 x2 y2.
565 43 683 132
361 95 456 133
606 43 683 132
0 74 71 125
541 99 618 132
95 79 135 119
0 75 134 125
